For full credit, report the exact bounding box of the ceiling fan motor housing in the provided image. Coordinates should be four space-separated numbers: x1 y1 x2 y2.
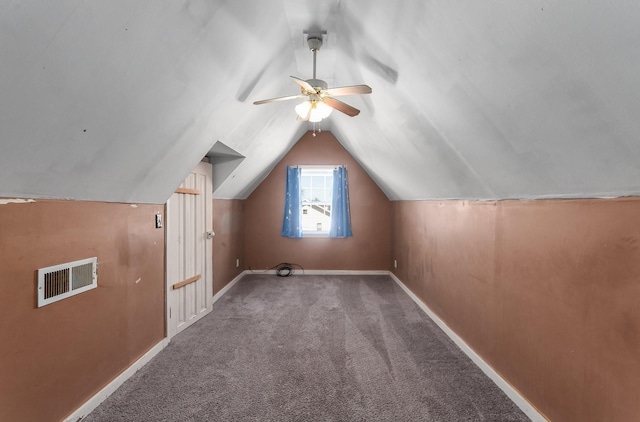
305 78 328 92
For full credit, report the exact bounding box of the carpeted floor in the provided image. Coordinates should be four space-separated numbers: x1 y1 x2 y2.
83 274 530 421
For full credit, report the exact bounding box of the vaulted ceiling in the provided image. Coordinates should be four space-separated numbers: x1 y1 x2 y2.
2 1 640 203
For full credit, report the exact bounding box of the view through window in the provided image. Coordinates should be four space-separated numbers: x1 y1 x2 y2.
300 167 333 233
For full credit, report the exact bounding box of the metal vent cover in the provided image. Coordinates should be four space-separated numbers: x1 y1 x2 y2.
37 257 97 307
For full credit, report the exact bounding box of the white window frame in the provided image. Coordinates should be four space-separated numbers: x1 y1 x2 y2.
300 166 334 237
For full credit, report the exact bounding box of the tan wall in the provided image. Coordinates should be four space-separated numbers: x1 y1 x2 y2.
0 199 165 422
391 198 640 422
245 131 391 270
213 199 245 293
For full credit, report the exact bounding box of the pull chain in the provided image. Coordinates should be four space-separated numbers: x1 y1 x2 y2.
311 122 323 137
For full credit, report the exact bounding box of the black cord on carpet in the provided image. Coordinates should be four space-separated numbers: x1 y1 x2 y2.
248 262 305 277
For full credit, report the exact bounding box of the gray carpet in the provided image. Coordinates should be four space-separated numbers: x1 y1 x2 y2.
83 274 530 421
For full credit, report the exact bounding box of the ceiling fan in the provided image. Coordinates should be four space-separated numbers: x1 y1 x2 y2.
253 33 372 123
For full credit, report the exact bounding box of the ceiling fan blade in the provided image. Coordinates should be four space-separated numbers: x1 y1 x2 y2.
324 98 360 117
253 94 306 105
325 84 372 97
290 76 316 94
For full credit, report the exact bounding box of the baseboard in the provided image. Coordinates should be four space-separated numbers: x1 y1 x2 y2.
246 269 389 276
388 272 548 422
64 338 170 422
212 270 246 304
303 269 389 275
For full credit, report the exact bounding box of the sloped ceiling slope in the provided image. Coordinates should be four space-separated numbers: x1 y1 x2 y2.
1 1 640 203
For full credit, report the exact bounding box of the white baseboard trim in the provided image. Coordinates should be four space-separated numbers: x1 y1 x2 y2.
388 272 548 422
246 269 389 276
212 270 246 304
64 338 170 422
304 270 389 275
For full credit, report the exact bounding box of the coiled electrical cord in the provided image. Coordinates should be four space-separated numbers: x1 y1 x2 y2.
248 262 305 277
275 262 306 277
275 263 294 277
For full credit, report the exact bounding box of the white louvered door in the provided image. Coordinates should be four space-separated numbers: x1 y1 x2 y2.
166 161 213 338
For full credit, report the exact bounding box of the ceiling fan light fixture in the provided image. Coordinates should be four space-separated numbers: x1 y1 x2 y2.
309 107 323 122
295 101 312 119
316 101 333 119
295 100 333 122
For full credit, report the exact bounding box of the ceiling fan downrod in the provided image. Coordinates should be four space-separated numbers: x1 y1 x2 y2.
307 35 323 81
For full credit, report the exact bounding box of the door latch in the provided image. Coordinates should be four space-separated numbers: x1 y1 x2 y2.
206 231 215 239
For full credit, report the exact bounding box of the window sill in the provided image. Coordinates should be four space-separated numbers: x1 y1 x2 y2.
302 231 330 238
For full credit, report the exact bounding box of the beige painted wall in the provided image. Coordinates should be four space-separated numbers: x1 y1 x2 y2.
391 198 640 422
244 131 391 271
0 199 165 421
213 199 245 293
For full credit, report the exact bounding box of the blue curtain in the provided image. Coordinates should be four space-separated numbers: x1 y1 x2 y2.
281 166 302 238
330 166 352 238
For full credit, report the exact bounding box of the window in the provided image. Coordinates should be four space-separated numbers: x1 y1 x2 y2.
300 167 333 234
282 165 352 238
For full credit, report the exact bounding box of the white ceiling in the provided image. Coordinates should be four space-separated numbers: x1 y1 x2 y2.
2 0 640 203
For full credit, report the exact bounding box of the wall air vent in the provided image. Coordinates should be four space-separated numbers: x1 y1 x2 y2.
37 257 97 307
